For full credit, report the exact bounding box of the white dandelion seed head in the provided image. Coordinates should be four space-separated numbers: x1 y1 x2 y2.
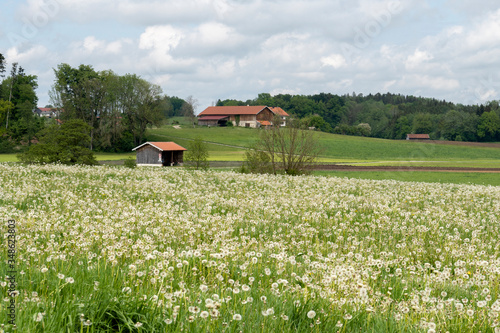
307 310 316 319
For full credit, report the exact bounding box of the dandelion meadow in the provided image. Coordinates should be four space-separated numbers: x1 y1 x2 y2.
1 164 500 332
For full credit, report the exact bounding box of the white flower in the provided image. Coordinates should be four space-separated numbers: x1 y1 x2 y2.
233 314 242 321
307 310 316 319
41 267 48 273
200 284 208 292
200 311 209 319
57 273 65 279
65 277 74 283
34 312 44 322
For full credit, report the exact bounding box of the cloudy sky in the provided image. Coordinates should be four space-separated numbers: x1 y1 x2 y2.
2 0 500 111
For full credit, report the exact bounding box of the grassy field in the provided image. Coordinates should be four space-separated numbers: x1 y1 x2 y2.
314 170 500 186
147 124 500 164
1 123 498 186
2 165 500 332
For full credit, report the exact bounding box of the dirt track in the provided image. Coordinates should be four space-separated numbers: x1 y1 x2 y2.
409 140 500 148
313 165 500 173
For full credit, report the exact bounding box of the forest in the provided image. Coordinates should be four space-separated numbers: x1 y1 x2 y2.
0 54 193 153
217 92 500 142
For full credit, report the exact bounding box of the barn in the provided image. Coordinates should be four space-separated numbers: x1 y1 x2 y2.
197 106 289 128
406 134 430 140
132 142 187 166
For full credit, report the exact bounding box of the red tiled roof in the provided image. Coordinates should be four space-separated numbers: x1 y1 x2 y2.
199 106 268 116
258 120 272 126
132 142 187 151
198 115 229 120
407 134 430 139
38 108 53 112
270 107 289 117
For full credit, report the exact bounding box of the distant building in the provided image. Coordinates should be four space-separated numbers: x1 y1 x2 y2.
406 134 430 140
132 142 186 166
33 107 62 118
197 106 289 128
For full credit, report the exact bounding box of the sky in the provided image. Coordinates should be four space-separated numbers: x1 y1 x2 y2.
1 0 500 112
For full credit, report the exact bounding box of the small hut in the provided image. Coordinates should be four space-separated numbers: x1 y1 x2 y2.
132 142 187 166
406 134 430 140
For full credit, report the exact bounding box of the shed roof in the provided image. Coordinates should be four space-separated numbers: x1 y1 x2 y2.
270 107 289 117
132 142 187 151
198 115 229 120
407 134 430 139
199 106 269 116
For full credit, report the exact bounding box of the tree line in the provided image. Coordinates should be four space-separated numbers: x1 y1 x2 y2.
0 54 195 153
50 63 195 152
0 54 43 152
217 92 500 142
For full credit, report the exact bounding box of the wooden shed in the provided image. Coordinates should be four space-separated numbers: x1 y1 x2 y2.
132 142 187 166
406 134 430 140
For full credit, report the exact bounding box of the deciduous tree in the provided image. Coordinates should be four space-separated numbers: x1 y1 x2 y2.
184 137 209 170
245 116 322 175
18 119 97 165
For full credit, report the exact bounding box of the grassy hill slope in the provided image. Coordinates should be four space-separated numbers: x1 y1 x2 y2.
147 124 500 164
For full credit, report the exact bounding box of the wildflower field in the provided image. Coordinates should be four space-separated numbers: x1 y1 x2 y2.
1 164 500 332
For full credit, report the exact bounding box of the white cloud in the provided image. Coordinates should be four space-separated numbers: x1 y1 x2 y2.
139 25 184 53
197 22 235 45
321 54 346 69
405 49 434 70
83 36 104 53
6 45 50 64
4 0 500 107
464 9 500 49
403 74 460 91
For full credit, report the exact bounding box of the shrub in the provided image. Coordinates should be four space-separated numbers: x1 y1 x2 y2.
124 157 137 169
18 119 98 165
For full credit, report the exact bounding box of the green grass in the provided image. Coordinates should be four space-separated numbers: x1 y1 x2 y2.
94 153 136 161
2 124 499 168
0 154 17 162
147 125 500 163
342 159 500 168
314 170 500 186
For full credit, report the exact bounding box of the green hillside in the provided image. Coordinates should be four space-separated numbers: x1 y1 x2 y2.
147 124 500 164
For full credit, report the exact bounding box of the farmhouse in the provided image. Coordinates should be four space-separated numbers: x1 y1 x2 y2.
33 107 60 118
197 106 289 128
406 134 430 140
132 142 186 167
